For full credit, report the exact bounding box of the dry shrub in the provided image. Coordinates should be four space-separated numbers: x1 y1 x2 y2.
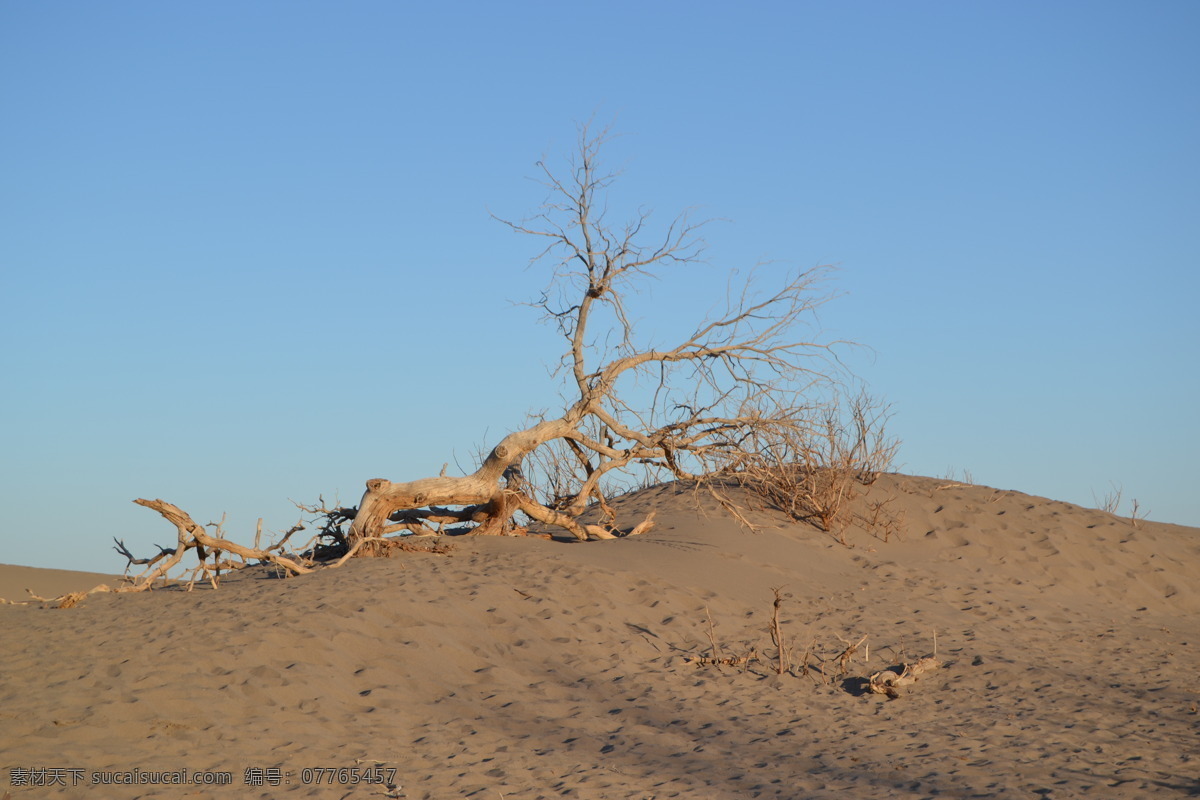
723 390 898 540
858 495 906 543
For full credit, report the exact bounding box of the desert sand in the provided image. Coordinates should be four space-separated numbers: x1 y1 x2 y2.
1 473 1197 799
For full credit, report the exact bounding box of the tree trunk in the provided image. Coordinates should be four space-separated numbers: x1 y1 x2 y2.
345 416 579 547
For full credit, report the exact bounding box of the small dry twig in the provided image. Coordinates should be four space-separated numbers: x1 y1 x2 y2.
1129 498 1147 529
833 633 869 679
769 587 791 675
704 605 722 662
1093 482 1123 515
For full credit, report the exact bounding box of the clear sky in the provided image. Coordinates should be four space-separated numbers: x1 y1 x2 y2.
2 1 1197 573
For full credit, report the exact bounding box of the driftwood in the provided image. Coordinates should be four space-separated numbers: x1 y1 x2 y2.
868 656 942 699
129 499 314 580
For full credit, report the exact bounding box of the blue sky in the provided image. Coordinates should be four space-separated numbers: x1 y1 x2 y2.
2 1 1197 573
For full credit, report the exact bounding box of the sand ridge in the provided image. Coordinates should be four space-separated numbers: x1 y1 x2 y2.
1 473 1197 798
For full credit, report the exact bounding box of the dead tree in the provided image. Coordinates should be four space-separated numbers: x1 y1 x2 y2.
344 122 850 549
94 121 890 597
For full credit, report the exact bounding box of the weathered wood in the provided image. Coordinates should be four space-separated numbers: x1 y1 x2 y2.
347 416 582 545
133 499 312 579
868 656 942 698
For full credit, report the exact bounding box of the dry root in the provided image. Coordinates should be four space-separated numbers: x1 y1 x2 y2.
683 650 759 669
868 656 942 699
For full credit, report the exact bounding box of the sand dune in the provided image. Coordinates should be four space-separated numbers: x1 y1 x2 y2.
2 473 1197 798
